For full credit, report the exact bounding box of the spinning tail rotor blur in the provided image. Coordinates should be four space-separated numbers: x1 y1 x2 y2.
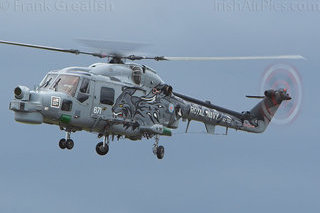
260 64 303 125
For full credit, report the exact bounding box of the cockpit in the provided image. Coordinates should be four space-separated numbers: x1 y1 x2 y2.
40 74 80 97
52 75 80 97
39 74 89 101
39 73 58 89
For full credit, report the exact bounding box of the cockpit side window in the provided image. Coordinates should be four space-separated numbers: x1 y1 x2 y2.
51 75 80 97
40 74 58 89
79 78 90 94
77 78 91 103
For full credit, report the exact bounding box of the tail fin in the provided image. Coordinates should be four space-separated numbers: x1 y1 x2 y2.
246 89 291 133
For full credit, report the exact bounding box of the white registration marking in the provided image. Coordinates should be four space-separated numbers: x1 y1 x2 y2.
93 106 102 115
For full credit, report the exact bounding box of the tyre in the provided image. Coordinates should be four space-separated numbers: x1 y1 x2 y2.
96 142 109 156
66 139 74 150
59 139 66 149
156 145 165 159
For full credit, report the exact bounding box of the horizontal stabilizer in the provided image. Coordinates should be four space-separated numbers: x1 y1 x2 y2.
246 95 265 99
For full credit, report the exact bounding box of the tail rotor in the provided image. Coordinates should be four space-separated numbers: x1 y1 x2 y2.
260 64 302 125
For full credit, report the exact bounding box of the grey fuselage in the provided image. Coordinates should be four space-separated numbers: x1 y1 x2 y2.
9 62 291 140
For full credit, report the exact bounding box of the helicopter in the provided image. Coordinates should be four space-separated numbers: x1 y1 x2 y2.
1 39 304 159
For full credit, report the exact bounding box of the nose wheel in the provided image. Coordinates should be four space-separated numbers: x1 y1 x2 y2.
66 139 74 149
153 135 165 159
59 139 66 149
58 131 74 150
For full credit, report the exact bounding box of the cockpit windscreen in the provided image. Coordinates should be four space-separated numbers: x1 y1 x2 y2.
39 74 58 89
51 75 80 97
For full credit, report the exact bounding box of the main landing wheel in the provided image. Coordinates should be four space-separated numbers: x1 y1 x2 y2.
59 131 74 151
96 142 109 156
66 139 74 150
59 139 66 149
156 146 165 160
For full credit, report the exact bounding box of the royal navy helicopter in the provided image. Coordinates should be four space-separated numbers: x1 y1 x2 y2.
1 39 304 159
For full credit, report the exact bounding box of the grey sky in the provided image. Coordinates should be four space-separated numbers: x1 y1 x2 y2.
0 0 319 212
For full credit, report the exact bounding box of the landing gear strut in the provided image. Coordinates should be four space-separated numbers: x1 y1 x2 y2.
153 135 165 159
96 135 109 156
59 131 74 150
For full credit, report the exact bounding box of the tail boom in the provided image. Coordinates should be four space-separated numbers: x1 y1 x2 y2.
179 89 291 134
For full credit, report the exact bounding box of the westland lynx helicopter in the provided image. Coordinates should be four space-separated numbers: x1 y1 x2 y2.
1 39 304 159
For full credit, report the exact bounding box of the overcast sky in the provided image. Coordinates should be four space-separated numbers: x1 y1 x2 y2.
0 0 319 212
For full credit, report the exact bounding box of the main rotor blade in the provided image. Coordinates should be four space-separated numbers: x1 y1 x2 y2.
0 40 108 58
160 55 306 61
0 39 306 62
76 38 149 56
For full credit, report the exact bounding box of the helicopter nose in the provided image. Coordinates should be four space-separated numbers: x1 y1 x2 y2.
9 86 44 124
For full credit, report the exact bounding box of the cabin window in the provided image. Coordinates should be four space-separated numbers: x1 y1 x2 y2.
100 87 115 105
